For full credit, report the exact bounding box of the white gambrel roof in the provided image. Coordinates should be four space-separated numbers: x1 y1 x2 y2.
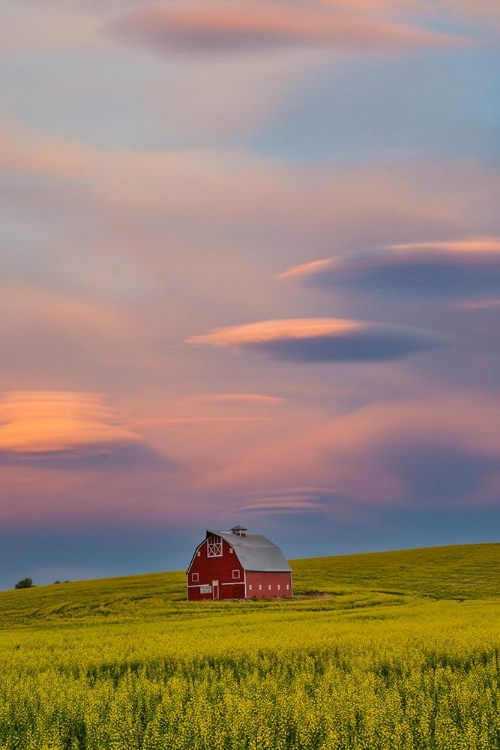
206 530 292 572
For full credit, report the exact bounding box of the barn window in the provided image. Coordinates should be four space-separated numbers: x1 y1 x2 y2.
232 570 240 580
286 584 289 590
207 535 223 557
229 548 234 554
277 584 281 591
258 584 262 591
268 585 272 591
197 551 201 557
192 573 199 583
248 584 253 591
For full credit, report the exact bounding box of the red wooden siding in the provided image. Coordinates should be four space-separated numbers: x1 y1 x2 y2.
186 535 293 600
246 571 292 598
187 537 245 601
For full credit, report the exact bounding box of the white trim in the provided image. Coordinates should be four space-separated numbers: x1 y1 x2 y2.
189 582 245 588
244 569 247 598
207 535 223 557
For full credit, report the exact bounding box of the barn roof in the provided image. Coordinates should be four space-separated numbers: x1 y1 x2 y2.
207 530 292 572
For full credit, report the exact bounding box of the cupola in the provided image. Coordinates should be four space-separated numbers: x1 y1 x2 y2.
230 525 248 537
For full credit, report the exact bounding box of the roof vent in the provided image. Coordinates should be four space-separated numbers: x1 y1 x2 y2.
231 525 248 537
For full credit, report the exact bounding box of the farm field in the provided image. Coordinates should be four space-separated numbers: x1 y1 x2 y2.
0 543 499 749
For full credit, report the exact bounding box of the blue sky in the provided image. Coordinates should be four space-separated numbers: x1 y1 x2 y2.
0 0 499 589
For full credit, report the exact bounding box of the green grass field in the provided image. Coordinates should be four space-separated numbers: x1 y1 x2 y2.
0 543 499 749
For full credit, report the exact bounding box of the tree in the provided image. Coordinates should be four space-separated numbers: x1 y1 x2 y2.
14 577 34 590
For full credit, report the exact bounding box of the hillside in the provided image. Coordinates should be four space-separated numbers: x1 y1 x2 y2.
291 542 500 600
0 542 498 629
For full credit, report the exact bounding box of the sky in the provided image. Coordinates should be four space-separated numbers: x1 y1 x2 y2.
1 0 499 589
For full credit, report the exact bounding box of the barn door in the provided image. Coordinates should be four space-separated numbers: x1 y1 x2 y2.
212 580 219 600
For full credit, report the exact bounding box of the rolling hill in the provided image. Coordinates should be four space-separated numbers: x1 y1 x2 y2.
0 542 498 628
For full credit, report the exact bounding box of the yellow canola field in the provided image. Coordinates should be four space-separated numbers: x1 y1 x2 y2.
0 598 499 750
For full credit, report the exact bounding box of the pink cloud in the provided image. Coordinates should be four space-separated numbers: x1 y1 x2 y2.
0 128 89 177
187 317 449 362
280 237 500 300
110 1 470 55
0 466 180 529
282 237 500 278
0 2 99 55
456 298 500 310
235 486 334 515
0 283 170 392
201 392 500 514
2 120 498 249
184 393 286 405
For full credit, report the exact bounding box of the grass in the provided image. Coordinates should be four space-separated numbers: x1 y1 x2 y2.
0 543 498 749
0 542 498 629
291 542 500 600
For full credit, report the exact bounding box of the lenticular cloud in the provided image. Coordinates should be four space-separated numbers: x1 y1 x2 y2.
280 237 500 301
110 1 468 56
187 318 449 363
0 391 167 470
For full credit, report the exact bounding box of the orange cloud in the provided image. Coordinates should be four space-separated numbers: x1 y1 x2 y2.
187 318 448 362
390 237 500 254
0 392 141 454
189 318 364 346
111 1 470 55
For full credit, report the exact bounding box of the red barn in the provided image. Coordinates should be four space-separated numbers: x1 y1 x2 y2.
186 525 293 600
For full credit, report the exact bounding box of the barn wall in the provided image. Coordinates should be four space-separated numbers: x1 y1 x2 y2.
187 537 245 601
246 571 293 598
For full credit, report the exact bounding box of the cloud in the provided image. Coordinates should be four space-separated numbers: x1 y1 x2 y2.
0 124 91 178
184 393 285 405
110 1 469 56
187 318 449 362
456 298 500 310
132 416 273 426
280 237 500 300
0 392 169 470
206 392 500 514
0 2 100 55
317 394 500 509
235 486 333 514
